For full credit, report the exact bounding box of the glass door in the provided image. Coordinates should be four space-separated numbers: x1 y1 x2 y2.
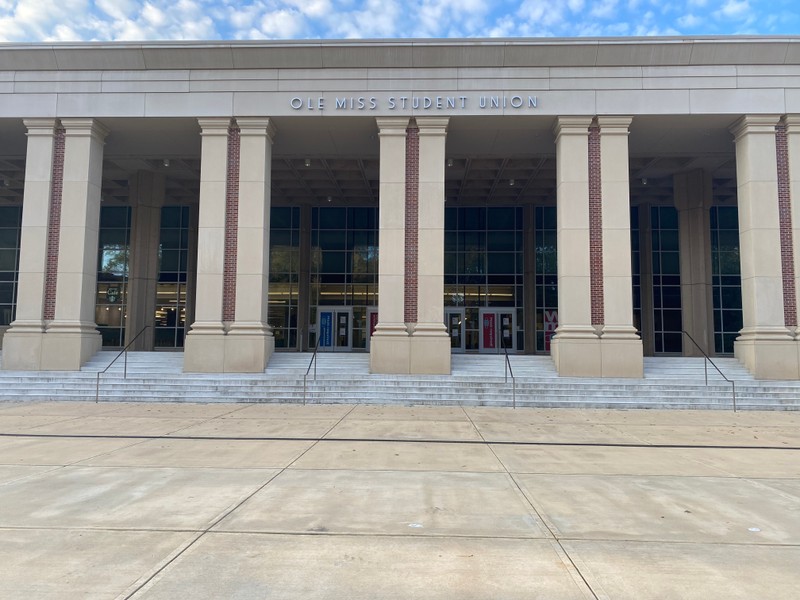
316 307 353 352
479 309 515 354
445 308 465 352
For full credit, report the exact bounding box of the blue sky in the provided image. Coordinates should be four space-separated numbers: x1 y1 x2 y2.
0 0 798 43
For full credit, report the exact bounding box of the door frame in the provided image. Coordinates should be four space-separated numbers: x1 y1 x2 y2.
478 308 516 354
316 306 354 352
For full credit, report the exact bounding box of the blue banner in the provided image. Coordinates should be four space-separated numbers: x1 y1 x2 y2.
319 311 333 348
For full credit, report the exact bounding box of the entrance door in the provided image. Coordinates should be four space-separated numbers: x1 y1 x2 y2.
316 307 353 352
479 309 515 353
445 308 465 353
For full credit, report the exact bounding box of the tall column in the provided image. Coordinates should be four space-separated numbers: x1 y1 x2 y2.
370 117 411 374
675 170 714 356
597 116 642 376
550 117 599 375
550 116 642 377
226 117 276 372
184 118 230 372
2 120 58 369
40 119 109 369
126 171 165 350
730 115 798 379
410 117 450 374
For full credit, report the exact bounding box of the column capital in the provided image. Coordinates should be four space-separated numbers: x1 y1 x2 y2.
553 116 592 140
197 117 233 135
23 119 58 136
376 117 411 136
596 116 632 134
730 114 781 140
60 118 110 142
416 117 450 136
235 117 277 140
782 114 800 133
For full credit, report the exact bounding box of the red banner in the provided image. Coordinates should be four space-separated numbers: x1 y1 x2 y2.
482 313 496 349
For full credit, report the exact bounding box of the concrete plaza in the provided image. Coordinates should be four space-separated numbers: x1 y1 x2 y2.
1 400 799 599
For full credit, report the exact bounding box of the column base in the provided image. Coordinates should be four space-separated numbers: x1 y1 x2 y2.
551 334 643 377
1 330 45 370
184 329 274 373
410 327 451 375
370 332 410 374
734 333 800 380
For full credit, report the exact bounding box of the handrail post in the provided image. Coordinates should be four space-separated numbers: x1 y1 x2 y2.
124 347 128 379
704 358 707 386
95 372 100 403
732 381 737 413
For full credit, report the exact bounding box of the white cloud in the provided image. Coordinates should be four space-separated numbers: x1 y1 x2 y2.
590 0 619 19
677 13 701 27
259 8 306 38
717 0 750 19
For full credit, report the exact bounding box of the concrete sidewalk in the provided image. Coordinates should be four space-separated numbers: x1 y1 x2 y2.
1 401 799 599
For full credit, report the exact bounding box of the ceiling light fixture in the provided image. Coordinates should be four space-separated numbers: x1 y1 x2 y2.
162 158 170 167
304 158 311 167
509 179 515 187
447 158 454 167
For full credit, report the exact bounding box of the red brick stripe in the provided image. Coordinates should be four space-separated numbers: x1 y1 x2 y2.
43 127 65 322
222 124 240 323
588 121 604 326
404 122 419 324
775 123 797 328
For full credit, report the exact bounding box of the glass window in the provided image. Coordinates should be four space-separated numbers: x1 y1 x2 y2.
710 206 742 354
95 206 131 346
155 206 190 348
651 206 682 353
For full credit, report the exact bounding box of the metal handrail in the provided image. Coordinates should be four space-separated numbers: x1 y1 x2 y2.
95 325 150 403
501 334 516 409
303 334 322 405
681 330 736 412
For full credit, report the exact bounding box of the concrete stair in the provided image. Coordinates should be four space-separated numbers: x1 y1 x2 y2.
0 350 797 410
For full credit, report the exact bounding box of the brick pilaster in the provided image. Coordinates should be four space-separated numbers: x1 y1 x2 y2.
222 124 240 323
404 121 419 324
588 120 604 326
775 123 797 328
43 127 65 322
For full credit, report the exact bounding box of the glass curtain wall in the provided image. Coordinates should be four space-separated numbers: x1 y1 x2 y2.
96 206 131 346
309 207 378 350
444 206 524 351
631 206 642 334
651 206 683 353
268 206 300 349
534 206 557 353
155 206 189 348
710 206 743 354
0 206 22 328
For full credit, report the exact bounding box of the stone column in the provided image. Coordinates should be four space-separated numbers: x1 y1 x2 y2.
225 117 276 372
410 117 450 374
370 117 411 374
675 170 714 356
550 116 642 377
730 115 798 379
597 117 642 376
40 119 108 369
184 118 230 372
550 117 599 376
126 171 165 350
2 120 58 369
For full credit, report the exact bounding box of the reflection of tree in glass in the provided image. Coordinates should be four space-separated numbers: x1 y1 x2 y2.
100 244 128 276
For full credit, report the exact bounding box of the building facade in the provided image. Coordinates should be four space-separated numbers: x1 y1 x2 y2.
0 37 799 378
